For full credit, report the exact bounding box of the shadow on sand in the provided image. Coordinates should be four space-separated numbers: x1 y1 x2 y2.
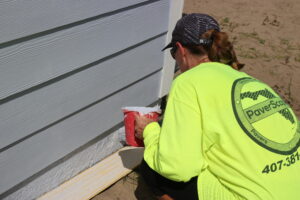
118 147 156 200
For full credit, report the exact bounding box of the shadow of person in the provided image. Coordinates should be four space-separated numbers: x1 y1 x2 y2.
118 147 156 200
118 147 144 169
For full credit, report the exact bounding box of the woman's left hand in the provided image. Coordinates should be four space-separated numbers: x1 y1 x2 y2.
134 113 156 140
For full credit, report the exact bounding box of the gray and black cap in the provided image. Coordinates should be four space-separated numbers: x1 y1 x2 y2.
162 13 220 50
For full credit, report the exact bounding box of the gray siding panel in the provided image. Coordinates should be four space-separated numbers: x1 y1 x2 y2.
0 0 171 198
0 36 165 151
0 0 149 44
0 72 161 195
0 0 169 100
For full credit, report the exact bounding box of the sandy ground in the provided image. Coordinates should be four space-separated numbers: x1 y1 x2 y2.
92 0 300 199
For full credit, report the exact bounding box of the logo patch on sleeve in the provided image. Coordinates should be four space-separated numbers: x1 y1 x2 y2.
231 77 300 155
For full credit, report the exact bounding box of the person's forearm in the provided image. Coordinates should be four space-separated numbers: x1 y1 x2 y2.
143 122 161 171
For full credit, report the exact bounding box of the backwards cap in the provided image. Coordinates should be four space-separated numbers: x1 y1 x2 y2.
162 13 220 50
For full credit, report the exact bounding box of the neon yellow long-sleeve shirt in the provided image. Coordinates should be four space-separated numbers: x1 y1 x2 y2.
143 62 300 200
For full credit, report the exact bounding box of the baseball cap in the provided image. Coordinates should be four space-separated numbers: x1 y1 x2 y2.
162 13 220 51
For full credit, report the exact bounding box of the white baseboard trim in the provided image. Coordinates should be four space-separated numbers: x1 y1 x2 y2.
38 147 144 200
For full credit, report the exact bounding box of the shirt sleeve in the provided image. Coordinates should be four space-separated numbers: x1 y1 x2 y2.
143 77 205 182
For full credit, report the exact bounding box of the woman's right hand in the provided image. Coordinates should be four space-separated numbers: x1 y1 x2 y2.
134 113 156 140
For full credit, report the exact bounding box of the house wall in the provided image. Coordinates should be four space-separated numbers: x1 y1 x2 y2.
0 0 173 199
159 0 184 97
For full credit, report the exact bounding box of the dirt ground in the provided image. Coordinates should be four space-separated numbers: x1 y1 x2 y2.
92 0 300 199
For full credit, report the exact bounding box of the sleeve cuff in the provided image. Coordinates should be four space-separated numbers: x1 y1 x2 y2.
143 122 161 145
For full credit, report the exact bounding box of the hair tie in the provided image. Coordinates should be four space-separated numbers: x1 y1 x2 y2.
199 38 212 46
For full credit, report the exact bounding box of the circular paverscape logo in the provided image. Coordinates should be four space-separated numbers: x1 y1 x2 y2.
232 77 300 155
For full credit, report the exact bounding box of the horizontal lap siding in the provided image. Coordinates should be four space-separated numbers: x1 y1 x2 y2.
0 0 169 100
0 0 148 44
0 0 170 197
0 72 161 195
0 36 165 152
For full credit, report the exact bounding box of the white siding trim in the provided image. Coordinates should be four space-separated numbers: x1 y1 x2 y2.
159 0 184 97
